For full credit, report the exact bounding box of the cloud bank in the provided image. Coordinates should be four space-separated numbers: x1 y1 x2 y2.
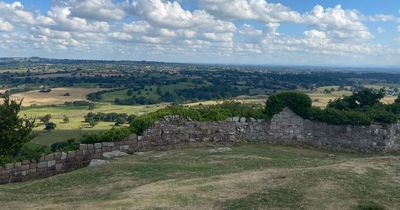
0 0 399 66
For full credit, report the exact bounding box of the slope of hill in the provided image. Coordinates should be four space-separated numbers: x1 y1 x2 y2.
1 144 399 209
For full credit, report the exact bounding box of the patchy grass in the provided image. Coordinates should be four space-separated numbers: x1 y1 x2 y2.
0 144 399 209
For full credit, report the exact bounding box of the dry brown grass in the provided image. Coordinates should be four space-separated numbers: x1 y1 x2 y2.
11 87 104 106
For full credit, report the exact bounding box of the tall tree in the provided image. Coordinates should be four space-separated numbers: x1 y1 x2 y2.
0 93 35 157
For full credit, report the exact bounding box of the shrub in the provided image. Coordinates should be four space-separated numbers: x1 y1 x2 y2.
44 122 57 131
308 107 372 126
0 156 14 167
130 101 266 135
265 92 312 118
14 145 49 162
81 127 131 144
51 139 80 152
369 110 399 124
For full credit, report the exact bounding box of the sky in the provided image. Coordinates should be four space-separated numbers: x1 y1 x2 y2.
0 0 400 66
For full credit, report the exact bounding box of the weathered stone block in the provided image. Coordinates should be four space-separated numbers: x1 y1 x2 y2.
55 164 63 171
95 143 102 149
45 154 54 161
48 160 56 168
67 151 76 158
38 161 47 169
79 144 88 150
61 152 67 160
120 145 130 151
5 164 14 170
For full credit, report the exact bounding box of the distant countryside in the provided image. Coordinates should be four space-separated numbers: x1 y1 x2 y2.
2 0 400 209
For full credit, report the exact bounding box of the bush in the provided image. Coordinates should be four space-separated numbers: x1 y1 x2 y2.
51 139 80 152
45 122 57 131
265 92 312 118
81 127 131 144
130 101 266 135
308 107 372 126
0 156 14 167
14 145 49 162
369 110 399 124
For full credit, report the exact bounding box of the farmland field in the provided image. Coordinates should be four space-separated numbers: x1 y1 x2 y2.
11 87 104 106
307 86 397 107
22 103 163 145
0 144 399 209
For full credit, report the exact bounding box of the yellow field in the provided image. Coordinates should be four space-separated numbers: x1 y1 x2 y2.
308 86 397 107
11 87 104 106
186 96 267 107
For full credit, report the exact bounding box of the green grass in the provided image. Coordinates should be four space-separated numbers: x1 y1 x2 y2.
21 103 163 145
0 144 399 209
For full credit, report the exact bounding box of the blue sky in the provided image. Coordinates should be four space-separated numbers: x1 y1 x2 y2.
0 0 399 66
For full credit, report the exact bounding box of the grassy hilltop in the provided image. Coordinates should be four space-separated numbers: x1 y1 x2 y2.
0 144 399 209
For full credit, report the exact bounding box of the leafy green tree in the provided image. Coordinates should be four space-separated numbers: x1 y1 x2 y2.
88 119 98 127
0 93 35 157
45 122 57 131
265 92 312 118
39 114 52 124
114 117 126 126
328 88 385 110
88 103 96 110
63 115 70 123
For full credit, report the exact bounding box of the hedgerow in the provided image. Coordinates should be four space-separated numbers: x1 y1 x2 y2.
130 101 266 135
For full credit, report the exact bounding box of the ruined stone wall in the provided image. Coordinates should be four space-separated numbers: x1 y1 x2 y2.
1 108 400 185
140 108 400 153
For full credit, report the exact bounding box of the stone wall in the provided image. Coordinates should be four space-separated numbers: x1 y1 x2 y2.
140 108 400 153
1 108 400 185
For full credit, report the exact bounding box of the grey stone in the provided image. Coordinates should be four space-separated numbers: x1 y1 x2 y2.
61 152 67 160
102 151 128 159
48 160 56 168
89 159 107 167
208 147 233 153
95 143 102 149
120 145 130 151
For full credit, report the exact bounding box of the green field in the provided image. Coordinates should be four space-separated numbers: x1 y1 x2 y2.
99 83 206 103
22 103 163 145
0 144 399 209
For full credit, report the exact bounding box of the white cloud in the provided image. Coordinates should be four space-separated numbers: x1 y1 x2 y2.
0 0 399 66
198 0 302 23
304 5 372 43
47 5 110 32
304 30 327 40
0 1 35 25
239 24 262 36
66 0 126 21
265 23 280 34
368 14 396 22
0 19 13 32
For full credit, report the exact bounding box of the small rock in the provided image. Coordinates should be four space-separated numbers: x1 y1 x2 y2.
327 154 336 158
89 159 106 167
102 151 128 159
208 147 233 153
